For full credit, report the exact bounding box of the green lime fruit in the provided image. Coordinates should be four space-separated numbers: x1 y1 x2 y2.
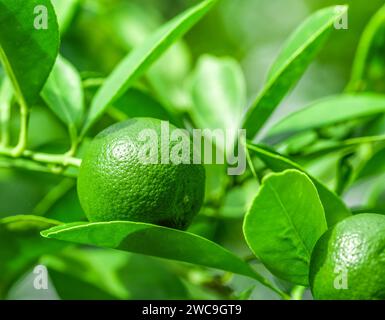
77 118 205 230
309 213 385 300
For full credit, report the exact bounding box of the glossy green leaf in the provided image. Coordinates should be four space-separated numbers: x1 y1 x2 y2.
82 0 217 136
299 135 385 160
348 4 385 92
41 57 83 135
244 170 327 285
269 94 385 139
119 254 190 300
247 143 351 226
0 215 63 298
191 55 246 152
41 56 84 129
243 6 348 139
41 221 279 292
0 0 59 106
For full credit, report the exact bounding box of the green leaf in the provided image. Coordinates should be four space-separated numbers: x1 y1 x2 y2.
335 153 354 195
0 215 63 298
243 6 348 139
269 94 385 139
298 135 385 160
277 131 318 155
32 178 86 222
41 56 84 129
41 220 280 294
247 143 351 226
191 55 246 152
82 0 217 136
0 0 59 107
147 42 192 112
46 187 86 223
243 170 327 285
110 2 193 112
51 0 79 34
357 147 385 180
109 88 182 127
348 4 385 92
220 179 259 219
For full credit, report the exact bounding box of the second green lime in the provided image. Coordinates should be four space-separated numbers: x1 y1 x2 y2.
309 213 385 300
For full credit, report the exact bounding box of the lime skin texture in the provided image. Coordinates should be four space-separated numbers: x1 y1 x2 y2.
310 213 385 300
77 118 206 230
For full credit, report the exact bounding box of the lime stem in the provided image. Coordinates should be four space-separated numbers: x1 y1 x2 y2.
11 100 29 156
0 146 82 168
0 98 11 147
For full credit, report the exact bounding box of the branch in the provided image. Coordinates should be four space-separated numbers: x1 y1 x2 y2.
0 146 82 171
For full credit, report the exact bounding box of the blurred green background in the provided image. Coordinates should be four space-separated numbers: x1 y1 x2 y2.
1 0 385 300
